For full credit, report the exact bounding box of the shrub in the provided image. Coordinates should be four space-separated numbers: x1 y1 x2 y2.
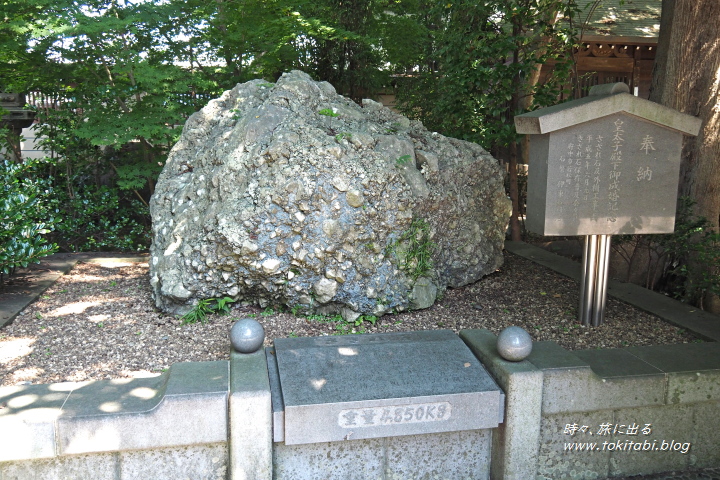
0 155 58 287
613 197 720 308
31 105 154 252
46 186 150 252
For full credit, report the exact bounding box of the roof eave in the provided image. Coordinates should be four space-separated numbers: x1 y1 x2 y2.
515 94 702 136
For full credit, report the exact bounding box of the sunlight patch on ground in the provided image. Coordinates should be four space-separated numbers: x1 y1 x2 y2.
85 260 142 268
51 301 102 316
0 338 36 363
99 401 122 413
62 274 107 282
123 370 163 379
130 387 158 399
7 367 44 386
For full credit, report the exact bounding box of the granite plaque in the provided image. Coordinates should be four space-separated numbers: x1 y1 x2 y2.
527 113 682 236
270 330 504 445
515 85 702 237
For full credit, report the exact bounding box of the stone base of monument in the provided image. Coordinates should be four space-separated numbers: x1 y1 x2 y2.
265 330 504 478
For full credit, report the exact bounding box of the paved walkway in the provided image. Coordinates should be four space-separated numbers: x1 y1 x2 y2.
0 252 149 329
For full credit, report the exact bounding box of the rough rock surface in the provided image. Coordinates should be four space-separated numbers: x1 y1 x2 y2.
149 70 511 318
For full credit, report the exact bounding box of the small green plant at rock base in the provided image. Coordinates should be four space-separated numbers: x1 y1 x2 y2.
354 315 378 328
181 298 214 324
214 297 236 315
395 154 412 166
261 306 276 316
181 297 236 324
318 108 339 117
306 313 344 323
335 132 351 142
385 122 402 134
385 217 435 280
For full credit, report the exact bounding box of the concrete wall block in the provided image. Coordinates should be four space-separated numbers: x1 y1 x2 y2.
541 369 665 415
460 329 543 480
0 383 74 461
494 369 543 480
692 401 720 468
274 430 492 480
666 371 720 404
58 392 229 454
385 430 491 480
0 418 56 462
607 405 693 477
274 438 385 480
537 411 611 480
119 444 227 480
0 453 118 480
229 350 272 480
57 361 229 455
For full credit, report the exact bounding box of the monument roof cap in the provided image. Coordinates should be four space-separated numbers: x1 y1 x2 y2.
514 84 701 136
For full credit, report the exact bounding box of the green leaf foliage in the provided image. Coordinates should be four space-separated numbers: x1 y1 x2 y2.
181 297 236 324
395 0 580 151
0 144 58 285
613 197 720 309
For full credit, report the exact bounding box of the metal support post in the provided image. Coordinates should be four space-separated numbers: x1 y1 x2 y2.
579 234 612 326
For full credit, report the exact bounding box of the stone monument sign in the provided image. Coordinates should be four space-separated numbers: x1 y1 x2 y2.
266 330 504 445
515 83 701 236
515 83 701 326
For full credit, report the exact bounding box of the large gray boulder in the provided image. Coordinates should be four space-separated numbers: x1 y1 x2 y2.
150 70 511 319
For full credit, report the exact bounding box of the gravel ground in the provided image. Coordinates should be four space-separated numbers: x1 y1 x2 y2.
0 251 702 387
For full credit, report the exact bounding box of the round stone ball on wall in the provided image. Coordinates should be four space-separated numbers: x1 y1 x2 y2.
497 326 533 361
230 318 266 353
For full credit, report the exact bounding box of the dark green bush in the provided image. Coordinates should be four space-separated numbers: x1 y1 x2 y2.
31 106 153 253
0 156 58 287
613 197 720 309
46 186 150 252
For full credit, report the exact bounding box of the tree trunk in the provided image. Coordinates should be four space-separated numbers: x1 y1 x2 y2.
649 0 720 310
4 128 23 162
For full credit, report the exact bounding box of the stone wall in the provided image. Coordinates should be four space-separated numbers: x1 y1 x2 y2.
2 331 718 480
462 330 720 480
